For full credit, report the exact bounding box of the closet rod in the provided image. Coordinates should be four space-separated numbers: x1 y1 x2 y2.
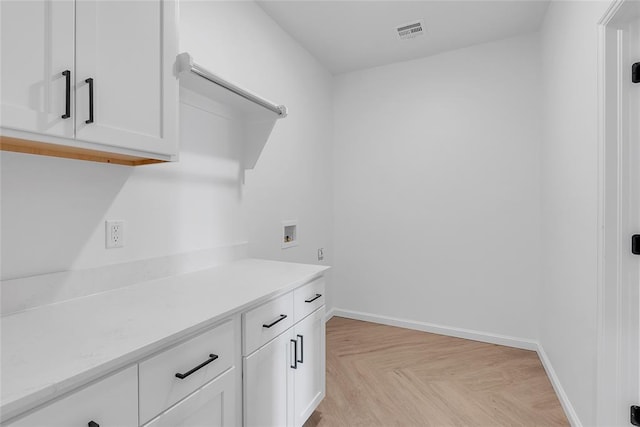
178 52 287 117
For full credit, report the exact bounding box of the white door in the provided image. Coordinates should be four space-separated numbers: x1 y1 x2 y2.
599 5 640 424
74 0 177 156
624 16 640 421
143 368 237 427
244 330 295 427
0 0 74 137
293 308 326 427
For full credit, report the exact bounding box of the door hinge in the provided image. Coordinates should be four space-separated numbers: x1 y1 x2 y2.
633 62 639 83
632 235 640 255
631 406 640 426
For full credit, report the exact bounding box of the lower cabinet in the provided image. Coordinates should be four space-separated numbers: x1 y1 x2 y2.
292 308 326 427
138 320 235 424
243 306 326 427
6 365 138 427
243 330 294 427
3 276 326 427
143 367 236 427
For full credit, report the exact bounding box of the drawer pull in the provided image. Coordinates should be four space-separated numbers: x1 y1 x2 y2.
304 293 322 303
297 334 304 363
85 78 94 124
175 354 219 379
263 314 287 328
290 338 298 369
88 422 99 427
61 70 71 119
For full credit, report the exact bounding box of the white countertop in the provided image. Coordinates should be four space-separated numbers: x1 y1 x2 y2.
0 258 329 422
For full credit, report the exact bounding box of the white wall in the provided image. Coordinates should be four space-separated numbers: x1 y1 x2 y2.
539 2 610 425
332 34 542 340
0 103 246 279
0 2 618 422
1 1 333 300
179 1 334 306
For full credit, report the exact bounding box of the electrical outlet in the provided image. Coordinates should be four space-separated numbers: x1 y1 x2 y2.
318 248 324 261
105 220 124 249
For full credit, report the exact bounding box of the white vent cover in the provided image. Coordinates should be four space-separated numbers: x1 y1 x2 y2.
396 19 425 40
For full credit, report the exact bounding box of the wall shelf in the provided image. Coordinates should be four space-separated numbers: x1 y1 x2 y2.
176 52 288 170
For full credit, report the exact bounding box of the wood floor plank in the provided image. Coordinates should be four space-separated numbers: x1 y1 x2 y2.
305 317 568 427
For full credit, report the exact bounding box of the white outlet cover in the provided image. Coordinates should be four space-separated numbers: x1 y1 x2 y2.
106 220 124 249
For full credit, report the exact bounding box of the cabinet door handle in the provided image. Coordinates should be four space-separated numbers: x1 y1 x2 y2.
263 314 287 328
85 78 94 124
88 422 99 427
61 70 71 119
175 354 218 379
290 339 298 369
304 293 322 303
297 334 304 364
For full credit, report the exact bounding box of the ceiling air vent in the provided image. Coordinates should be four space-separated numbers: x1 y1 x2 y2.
396 19 425 40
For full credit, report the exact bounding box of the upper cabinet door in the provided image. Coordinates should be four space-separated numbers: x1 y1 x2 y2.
0 0 75 138
75 0 178 156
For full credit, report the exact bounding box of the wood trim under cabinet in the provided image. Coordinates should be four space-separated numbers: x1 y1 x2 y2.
0 136 167 166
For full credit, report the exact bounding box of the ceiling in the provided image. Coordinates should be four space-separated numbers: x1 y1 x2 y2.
257 0 550 75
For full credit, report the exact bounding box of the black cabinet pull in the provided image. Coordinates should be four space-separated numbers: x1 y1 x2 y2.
304 294 322 303
297 334 304 364
85 78 94 124
175 354 218 379
61 70 71 119
262 314 287 328
290 339 298 369
88 422 99 427
631 405 640 426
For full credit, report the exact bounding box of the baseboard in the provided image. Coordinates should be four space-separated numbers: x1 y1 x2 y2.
324 307 336 323
330 308 538 351
536 345 582 427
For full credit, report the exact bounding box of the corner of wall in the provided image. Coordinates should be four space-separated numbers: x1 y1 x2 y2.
536 344 583 427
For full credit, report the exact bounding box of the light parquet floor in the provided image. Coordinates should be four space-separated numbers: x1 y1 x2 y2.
305 317 569 427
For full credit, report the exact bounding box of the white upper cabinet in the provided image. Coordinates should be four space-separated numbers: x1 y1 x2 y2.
0 0 178 162
75 0 178 156
0 1 75 138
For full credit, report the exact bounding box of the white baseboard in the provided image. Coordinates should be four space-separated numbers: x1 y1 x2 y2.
330 308 538 351
325 307 581 426
536 345 582 427
324 307 336 323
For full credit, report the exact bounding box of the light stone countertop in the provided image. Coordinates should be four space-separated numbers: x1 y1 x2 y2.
0 258 329 422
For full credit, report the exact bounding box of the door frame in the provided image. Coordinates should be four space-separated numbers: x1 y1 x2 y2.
597 1 639 425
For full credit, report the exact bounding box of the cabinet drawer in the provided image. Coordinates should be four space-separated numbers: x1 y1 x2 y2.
6 366 137 427
243 292 294 356
139 320 235 425
143 367 236 427
294 278 325 323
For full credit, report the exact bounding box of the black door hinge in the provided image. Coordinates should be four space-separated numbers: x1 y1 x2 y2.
633 62 640 83
633 235 640 255
631 406 640 426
